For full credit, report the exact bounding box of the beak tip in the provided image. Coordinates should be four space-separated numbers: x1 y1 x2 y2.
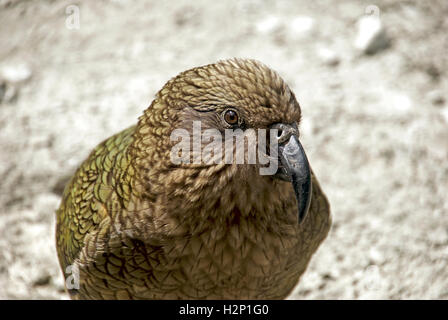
297 182 312 225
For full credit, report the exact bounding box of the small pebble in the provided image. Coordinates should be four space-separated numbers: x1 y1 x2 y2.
354 16 389 55
317 47 340 66
0 63 32 83
427 90 445 106
289 16 314 37
33 273 52 287
255 16 281 34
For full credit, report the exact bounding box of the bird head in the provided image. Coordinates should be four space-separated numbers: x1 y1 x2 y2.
133 58 311 224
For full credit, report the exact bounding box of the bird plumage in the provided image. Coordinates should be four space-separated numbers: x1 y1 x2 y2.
56 58 331 299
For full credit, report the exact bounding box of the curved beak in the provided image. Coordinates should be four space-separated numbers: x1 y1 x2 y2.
272 124 312 224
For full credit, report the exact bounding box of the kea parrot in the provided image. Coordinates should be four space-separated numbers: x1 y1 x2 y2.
55 58 331 299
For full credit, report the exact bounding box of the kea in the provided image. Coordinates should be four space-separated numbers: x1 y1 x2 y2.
55 58 331 299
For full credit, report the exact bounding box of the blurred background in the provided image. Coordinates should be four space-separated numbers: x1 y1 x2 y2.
0 0 447 299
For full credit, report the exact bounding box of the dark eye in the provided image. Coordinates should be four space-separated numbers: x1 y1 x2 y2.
223 109 239 125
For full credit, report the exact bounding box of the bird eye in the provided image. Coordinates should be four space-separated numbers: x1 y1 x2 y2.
223 109 239 125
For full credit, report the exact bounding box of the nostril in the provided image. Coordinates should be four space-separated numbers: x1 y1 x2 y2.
270 123 294 143
277 130 283 139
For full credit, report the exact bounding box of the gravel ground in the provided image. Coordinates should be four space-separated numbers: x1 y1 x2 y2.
0 0 447 299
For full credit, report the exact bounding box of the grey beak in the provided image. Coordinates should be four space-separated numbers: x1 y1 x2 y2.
272 124 312 224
